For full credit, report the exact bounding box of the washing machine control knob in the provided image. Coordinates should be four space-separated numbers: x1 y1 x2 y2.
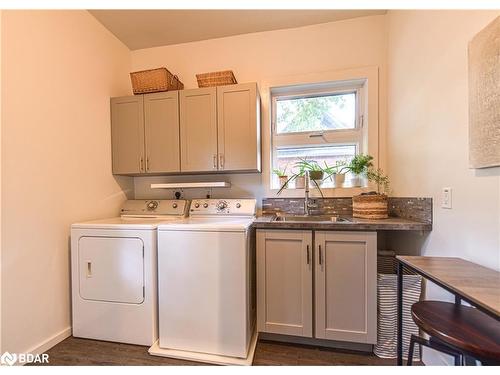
147 201 158 210
172 203 178 209
236 203 241 208
194 203 200 208
216 200 228 211
203 203 209 208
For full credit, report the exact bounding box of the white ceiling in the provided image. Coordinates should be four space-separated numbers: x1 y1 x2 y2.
89 10 387 50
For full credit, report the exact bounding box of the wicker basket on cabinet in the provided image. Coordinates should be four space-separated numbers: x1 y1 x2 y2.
130 67 184 94
196 70 237 88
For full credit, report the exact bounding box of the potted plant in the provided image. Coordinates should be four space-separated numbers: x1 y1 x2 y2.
295 158 324 187
293 166 306 189
273 165 289 190
352 168 390 219
275 158 325 197
324 160 348 188
346 154 374 187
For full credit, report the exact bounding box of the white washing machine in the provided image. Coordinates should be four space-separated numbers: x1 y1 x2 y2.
71 199 188 346
150 199 257 365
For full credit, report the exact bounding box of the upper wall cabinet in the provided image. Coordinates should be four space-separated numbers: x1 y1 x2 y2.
179 82 261 173
179 87 218 173
111 95 145 174
217 83 261 172
111 82 261 176
144 92 180 174
111 91 180 175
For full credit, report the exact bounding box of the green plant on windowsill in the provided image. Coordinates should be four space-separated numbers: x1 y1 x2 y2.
273 165 289 189
276 158 326 196
323 160 349 188
345 154 374 187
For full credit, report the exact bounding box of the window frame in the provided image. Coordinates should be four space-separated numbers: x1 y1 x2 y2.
270 81 366 190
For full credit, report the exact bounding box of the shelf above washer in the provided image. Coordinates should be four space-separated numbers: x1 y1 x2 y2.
150 182 231 189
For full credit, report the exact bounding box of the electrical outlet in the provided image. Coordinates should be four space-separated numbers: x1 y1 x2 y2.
442 187 452 209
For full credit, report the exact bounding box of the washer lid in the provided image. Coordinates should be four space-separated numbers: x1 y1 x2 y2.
158 217 254 232
71 216 184 230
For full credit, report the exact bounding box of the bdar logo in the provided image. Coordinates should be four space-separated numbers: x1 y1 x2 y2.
1 352 17 366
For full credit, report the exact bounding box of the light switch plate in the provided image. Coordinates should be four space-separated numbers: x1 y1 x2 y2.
442 187 452 209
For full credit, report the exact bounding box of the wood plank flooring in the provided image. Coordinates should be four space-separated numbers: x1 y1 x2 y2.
37 336 409 366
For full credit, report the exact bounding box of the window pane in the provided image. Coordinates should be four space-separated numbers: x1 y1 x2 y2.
276 92 356 134
273 145 356 188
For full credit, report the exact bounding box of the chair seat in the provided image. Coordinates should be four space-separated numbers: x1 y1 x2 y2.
411 301 500 361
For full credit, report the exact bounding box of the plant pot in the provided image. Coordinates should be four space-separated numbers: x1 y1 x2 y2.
309 171 324 187
278 176 289 189
350 174 366 187
294 176 306 189
308 170 324 181
333 173 346 188
352 194 388 219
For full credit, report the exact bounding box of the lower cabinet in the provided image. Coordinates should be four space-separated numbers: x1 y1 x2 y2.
256 230 313 337
257 229 377 344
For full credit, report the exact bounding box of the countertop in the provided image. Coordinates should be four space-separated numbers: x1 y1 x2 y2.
397 256 499 317
252 215 432 231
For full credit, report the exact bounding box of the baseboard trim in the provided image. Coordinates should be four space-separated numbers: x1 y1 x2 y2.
26 326 72 356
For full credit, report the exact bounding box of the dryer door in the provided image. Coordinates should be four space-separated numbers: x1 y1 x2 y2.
78 236 144 304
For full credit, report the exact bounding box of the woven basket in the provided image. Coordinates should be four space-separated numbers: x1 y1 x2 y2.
352 194 388 219
196 70 237 88
130 67 184 95
374 274 422 360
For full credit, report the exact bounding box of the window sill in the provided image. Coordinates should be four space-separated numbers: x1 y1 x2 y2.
269 186 371 198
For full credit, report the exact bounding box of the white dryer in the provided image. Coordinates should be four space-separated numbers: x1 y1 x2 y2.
71 199 188 346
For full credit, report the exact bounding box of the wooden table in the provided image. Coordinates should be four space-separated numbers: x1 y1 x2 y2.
396 256 500 366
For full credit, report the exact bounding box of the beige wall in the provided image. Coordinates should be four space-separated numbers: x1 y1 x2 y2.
1 10 133 354
0 8 2 354
131 15 388 203
386 10 500 365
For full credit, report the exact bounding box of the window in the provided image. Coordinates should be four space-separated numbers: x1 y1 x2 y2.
271 80 367 189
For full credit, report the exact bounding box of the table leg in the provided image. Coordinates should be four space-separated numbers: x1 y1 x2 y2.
397 261 403 366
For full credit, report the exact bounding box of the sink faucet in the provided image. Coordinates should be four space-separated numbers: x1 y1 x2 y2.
304 171 316 216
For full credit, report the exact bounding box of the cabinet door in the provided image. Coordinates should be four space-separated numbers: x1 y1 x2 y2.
144 91 180 173
257 230 313 337
111 96 145 174
217 83 261 172
315 231 377 344
180 87 218 172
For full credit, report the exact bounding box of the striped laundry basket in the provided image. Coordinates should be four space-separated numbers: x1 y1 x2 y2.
374 252 423 360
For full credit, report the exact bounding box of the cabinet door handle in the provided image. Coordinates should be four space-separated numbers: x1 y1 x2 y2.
219 154 224 169
146 157 150 172
306 245 310 265
318 244 322 265
213 154 218 169
140 157 144 172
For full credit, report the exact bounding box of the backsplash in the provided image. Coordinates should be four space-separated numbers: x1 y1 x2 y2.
262 197 433 224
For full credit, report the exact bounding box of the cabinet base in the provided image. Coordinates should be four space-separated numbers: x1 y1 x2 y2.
148 330 258 366
259 332 373 353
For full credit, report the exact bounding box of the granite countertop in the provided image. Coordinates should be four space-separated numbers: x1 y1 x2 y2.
252 215 432 231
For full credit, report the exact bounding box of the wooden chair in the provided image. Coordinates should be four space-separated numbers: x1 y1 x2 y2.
408 301 500 365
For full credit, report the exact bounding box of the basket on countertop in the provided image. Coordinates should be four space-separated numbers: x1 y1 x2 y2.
352 194 388 219
196 70 237 88
130 67 184 95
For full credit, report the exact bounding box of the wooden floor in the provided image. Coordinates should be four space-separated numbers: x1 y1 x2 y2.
38 336 407 366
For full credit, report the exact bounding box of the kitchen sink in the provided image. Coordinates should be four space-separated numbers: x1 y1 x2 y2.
274 215 352 223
